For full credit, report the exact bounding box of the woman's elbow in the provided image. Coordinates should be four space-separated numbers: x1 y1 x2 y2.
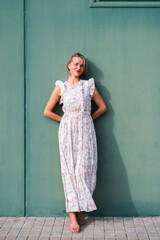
44 109 49 117
102 105 107 113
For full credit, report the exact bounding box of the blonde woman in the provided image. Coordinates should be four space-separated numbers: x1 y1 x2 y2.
44 53 107 233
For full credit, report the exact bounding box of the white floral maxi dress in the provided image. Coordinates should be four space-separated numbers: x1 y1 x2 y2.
55 78 98 212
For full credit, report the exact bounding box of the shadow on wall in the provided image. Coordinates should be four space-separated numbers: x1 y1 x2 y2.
84 59 138 217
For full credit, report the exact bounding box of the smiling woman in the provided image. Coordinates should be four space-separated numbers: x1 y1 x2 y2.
44 52 107 233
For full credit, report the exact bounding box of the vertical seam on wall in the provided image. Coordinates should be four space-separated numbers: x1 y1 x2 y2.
23 0 26 217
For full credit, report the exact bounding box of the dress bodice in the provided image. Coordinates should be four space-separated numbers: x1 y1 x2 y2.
55 78 95 115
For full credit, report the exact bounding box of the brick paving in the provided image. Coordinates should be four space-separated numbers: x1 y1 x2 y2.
0 216 160 240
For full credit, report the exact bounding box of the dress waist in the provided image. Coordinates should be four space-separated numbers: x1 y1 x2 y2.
63 110 91 116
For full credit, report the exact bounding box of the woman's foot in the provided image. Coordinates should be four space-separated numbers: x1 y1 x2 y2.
69 212 80 233
76 212 85 225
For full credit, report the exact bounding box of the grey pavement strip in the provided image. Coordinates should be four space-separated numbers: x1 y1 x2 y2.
0 217 160 239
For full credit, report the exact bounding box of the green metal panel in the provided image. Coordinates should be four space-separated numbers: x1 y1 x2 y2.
0 0 24 216
90 0 160 7
26 0 160 216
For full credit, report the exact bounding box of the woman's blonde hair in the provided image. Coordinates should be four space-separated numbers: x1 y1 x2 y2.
67 52 88 74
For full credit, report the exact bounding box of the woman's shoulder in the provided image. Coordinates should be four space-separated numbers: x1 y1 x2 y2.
81 78 95 85
55 80 66 94
55 80 65 86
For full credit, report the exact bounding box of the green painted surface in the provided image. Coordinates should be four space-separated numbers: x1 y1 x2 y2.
1 0 160 217
0 0 24 216
26 0 160 217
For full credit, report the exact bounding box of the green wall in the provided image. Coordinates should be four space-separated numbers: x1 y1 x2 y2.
0 0 24 216
1 0 160 217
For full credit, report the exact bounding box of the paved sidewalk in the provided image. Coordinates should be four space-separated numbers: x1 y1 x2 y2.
0 216 160 240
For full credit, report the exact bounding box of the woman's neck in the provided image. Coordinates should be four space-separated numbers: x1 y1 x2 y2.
67 76 80 84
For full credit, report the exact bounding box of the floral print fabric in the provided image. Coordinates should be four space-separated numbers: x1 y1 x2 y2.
55 78 97 212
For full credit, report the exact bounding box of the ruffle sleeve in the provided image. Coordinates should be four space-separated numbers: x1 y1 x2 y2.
55 80 65 104
88 78 95 99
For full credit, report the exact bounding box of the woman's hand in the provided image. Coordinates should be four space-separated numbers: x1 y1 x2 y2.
91 87 107 121
44 85 62 122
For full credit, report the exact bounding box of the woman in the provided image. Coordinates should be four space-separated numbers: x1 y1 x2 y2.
44 53 107 233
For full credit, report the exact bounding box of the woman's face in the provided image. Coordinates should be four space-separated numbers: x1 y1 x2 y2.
68 57 85 77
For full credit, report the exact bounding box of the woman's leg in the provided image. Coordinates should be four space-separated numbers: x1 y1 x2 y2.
76 211 85 225
69 212 80 233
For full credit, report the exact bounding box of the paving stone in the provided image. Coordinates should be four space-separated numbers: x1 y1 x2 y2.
63 224 70 229
41 226 52 231
136 232 148 238
72 237 83 240
94 226 104 231
115 230 126 236
40 226 52 236
127 238 138 240
0 221 5 228
94 233 104 237
0 237 5 240
53 222 64 227
61 232 72 237
50 233 62 237
149 238 160 240
105 238 116 240
83 238 94 240
105 227 115 233
138 238 149 240
85 220 94 226
62 229 71 233
16 237 28 240
28 231 40 236
39 233 51 237
152 217 160 227
0 217 7 225
27 236 39 240
147 227 159 233
127 234 137 238
40 233 51 237
52 227 63 231
125 224 135 229
84 226 94 231
105 232 116 238
51 230 63 235
8 226 21 235
61 237 72 240
156 228 160 235
135 227 147 232
105 225 114 229
83 232 93 237
114 224 124 228
50 237 61 240
83 227 94 231
134 220 145 228
54 217 65 223
116 238 127 240
94 238 105 240
126 231 137 238
39 236 50 240
18 230 31 236
0 227 11 234
5 236 18 240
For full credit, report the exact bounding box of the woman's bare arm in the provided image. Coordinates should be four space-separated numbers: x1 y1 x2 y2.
44 85 62 122
91 87 107 121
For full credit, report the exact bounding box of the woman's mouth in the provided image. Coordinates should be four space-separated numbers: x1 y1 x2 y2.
75 70 80 73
